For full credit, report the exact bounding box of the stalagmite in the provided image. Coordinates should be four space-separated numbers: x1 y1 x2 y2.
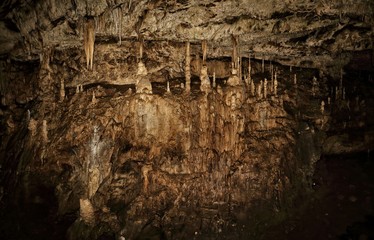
79 84 84 93
294 74 297 85
28 118 37 137
42 120 48 143
320 100 325 114
264 78 268 98
258 80 263 99
217 85 223 95
335 86 339 100
60 78 65 101
185 42 191 93
180 83 184 89
328 97 331 105
290 65 292 72
312 77 317 96
76 85 80 94
342 87 346 100
200 65 211 93
84 18 95 70
92 91 97 104
167 81 171 93
137 61 147 75
80 198 95 225
250 79 255 96
274 78 278 96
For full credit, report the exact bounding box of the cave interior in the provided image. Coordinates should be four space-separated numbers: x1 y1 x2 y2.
0 0 373 239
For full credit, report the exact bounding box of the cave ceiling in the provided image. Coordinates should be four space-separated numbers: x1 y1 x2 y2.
0 0 373 77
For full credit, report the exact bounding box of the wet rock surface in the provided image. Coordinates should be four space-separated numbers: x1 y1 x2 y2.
0 0 373 239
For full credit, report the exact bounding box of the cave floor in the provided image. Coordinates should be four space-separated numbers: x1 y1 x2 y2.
262 152 374 240
1 152 373 240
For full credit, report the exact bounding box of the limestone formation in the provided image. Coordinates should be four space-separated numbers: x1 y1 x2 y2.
166 81 171 94
227 69 241 86
42 120 48 143
264 78 268 98
274 78 278 96
312 76 318 96
60 79 65 101
1 1 374 239
213 72 216 88
80 198 95 225
250 79 255 96
84 18 95 70
185 41 191 93
92 91 97 104
200 65 211 93
257 81 262 99
28 118 37 137
137 61 148 76
136 61 152 94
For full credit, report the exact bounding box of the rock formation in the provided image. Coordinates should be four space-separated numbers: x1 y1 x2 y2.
0 0 373 239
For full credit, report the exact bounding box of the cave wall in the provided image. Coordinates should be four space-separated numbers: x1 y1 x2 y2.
0 0 373 239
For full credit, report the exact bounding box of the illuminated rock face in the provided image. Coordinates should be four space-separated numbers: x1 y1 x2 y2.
0 0 373 239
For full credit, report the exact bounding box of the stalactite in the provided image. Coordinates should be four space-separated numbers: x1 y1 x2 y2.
238 57 242 80
84 18 95 70
113 7 123 45
185 41 191 93
202 40 207 65
248 54 252 82
213 72 216 88
231 35 238 71
138 38 144 60
262 56 264 73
